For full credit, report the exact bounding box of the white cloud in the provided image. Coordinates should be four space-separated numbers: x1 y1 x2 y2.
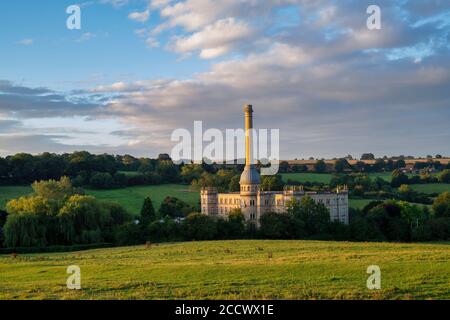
170 18 254 58
16 39 34 46
128 9 150 23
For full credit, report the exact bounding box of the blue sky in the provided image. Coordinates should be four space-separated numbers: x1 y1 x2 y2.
0 0 450 159
0 0 211 89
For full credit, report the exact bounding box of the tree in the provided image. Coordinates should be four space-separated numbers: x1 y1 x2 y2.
439 170 450 183
366 202 410 241
216 209 245 239
391 169 409 187
3 214 48 247
260 175 284 191
32 176 76 201
314 160 327 173
58 195 110 244
361 153 375 160
259 212 296 239
433 192 450 218
334 159 350 173
289 197 330 236
89 172 115 189
228 175 241 192
159 197 194 218
183 213 217 240
140 197 157 225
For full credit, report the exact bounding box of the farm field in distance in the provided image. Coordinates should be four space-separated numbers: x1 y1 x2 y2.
280 172 398 184
410 184 450 195
0 240 449 300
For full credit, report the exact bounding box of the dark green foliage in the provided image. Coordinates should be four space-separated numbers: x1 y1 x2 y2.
140 197 157 225
391 169 409 187
159 196 194 218
146 218 182 242
260 175 284 191
361 153 375 160
432 192 450 218
0 210 7 227
314 160 327 173
90 172 115 189
439 170 450 183
216 210 246 239
183 213 217 241
2 178 130 247
259 212 297 239
113 222 143 246
334 159 351 173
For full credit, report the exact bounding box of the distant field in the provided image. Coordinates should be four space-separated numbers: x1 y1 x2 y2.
410 184 450 195
281 173 333 184
87 184 199 214
0 240 449 300
0 185 199 215
349 199 374 209
281 172 395 184
0 186 33 210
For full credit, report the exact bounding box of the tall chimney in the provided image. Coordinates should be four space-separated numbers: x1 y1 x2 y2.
244 104 254 166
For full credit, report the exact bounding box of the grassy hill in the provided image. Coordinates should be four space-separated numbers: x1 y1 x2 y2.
0 240 449 300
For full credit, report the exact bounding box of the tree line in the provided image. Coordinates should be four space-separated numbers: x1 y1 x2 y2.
2 177 449 250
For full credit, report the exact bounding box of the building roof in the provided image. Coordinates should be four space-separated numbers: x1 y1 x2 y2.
240 165 261 185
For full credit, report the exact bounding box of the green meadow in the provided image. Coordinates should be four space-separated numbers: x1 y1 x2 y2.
410 184 450 195
0 240 449 300
280 172 394 184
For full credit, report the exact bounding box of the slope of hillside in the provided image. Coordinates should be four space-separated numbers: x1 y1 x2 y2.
1 240 449 300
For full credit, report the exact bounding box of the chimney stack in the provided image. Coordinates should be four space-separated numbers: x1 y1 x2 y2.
244 105 254 167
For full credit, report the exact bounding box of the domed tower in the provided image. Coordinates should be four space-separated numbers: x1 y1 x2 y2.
240 105 261 224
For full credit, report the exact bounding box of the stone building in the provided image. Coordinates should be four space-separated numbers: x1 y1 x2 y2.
201 105 349 226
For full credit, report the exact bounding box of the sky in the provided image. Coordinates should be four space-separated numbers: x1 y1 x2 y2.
0 0 449 160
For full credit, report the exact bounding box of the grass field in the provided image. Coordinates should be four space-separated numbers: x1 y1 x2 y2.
87 184 199 214
0 186 33 210
281 172 395 184
0 240 449 300
410 184 450 195
0 185 199 215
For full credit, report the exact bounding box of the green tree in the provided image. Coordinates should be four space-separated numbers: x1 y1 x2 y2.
259 212 296 239
438 169 450 183
183 213 217 240
288 196 330 236
228 175 241 192
32 176 76 201
361 153 375 160
334 159 350 173
58 195 110 244
3 214 47 247
260 175 284 191
140 197 157 225
391 169 409 187
89 172 115 189
159 197 194 218
433 192 450 218
314 160 327 173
